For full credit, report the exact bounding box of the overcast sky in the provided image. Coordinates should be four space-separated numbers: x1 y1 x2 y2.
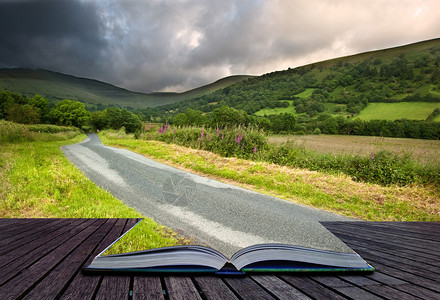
1 0 439 93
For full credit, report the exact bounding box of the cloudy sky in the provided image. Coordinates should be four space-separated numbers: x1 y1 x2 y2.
1 0 440 93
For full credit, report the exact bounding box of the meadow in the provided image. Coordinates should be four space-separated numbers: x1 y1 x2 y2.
0 121 186 252
268 134 440 166
356 102 440 121
254 102 297 116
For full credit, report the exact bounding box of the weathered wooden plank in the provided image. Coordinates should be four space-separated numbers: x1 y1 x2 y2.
22 219 119 299
338 274 394 287
224 276 275 300
310 275 354 288
325 222 440 252
95 275 131 300
94 219 139 300
336 286 383 300
326 221 440 239
0 218 93 286
132 276 165 300
357 222 440 241
280 276 347 300
163 276 202 300
335 235 440 274
62 219 137 300
251 275 312 300
334 232 440 268
0 219 104 299
192 276 238 300
310 275 383 300
0 218 68 251
0 218 37 231
352 248 440 282
359 260 440 294
325 224 440 257
0 218 86 269
392 282 440 299
362 271 408 286
0 218 59 240
362 285 419 300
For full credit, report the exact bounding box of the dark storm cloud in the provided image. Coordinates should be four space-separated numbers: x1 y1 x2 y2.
1 0 440 93
0 0 106 78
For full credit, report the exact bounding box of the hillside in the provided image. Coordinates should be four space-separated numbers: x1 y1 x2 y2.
150 38 440 122
0 68 251 109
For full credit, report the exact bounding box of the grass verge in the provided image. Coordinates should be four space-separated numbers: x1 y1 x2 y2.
0 122 186 253
100 129 440 221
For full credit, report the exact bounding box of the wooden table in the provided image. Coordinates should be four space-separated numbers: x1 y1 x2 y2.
0 219 439 299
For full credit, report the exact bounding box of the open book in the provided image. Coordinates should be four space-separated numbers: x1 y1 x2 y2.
85 243 374 274
84 222 374 274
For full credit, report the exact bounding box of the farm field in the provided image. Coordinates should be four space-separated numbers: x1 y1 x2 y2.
356 102 440 121
268 134 440 166
254 101 296 116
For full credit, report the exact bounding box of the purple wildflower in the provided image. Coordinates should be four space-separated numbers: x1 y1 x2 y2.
253 146 257 154
149 123 152 130
216 126 220 137
201 128 204 140
370 153 374 160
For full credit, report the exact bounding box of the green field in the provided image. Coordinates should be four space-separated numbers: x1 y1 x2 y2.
295 88 316 99
254 101 297 116
356 102 440 121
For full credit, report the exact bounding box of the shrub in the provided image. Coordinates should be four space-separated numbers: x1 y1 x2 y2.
140 123 439 187
142 125 267 159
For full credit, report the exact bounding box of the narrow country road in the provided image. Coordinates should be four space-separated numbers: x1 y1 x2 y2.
62 133 354 257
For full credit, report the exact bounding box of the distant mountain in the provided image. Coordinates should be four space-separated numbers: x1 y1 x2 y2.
0 68 252 109
150 38 440 122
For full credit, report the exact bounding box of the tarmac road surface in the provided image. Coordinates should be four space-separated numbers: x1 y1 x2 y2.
62 133 354 257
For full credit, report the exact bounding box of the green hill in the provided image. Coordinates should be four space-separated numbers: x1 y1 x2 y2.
0 68 251 109
151 38 440 122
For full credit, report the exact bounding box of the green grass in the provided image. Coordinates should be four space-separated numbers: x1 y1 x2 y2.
0 122 185 253
295 88 315 99
356 102 440 121
100 130 440 221
254 102 297 116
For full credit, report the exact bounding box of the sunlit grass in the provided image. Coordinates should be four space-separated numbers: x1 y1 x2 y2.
356 102 440 121
0 122 185 253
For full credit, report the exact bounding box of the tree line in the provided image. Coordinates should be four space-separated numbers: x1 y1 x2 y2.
0 90 142 133
167 105 440 140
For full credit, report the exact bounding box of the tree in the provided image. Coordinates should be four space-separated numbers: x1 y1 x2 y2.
90 111 107 130
269 113 296 133
27 94 50 123
173 113 188 126
50 100 90 128
104 108 142 133
211 105 247 127
6 104 40 124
